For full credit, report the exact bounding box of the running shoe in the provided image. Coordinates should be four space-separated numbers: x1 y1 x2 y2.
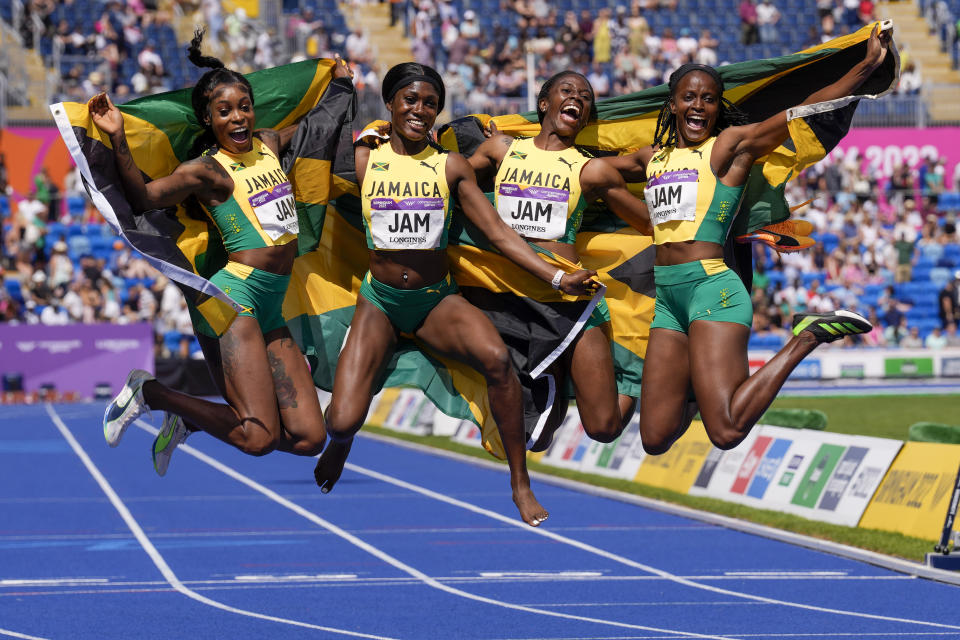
792 310 872 343
736 219 815 252
152 412 189 477
103 369 154 447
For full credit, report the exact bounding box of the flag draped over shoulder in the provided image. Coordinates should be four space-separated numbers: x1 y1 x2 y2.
51 59 354 336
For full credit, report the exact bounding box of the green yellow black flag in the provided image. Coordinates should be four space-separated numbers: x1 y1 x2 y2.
51 59 354 336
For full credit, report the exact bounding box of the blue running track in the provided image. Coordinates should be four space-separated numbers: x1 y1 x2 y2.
2 403 960 639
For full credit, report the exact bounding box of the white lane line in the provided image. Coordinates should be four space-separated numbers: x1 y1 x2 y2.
0 629 48 640
345 462 960 632
133 421 736 640
45 405 393 640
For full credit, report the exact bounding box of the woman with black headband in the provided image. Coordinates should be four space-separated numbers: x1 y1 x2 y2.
606 25 889 455
90 30 351 475
314 63 598 526
468 70 653 451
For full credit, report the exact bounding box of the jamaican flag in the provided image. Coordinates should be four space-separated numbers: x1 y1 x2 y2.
51 59 354 336
450 21 899 236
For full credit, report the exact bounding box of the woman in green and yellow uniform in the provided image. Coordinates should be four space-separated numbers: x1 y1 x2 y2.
467 71 653 450
607 25 890 454
313 63 598 527
91 30 350 475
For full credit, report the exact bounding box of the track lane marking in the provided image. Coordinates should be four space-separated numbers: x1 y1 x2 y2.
0 628 48 640
45 404 393 640
131 419 736 640
344 461 960 631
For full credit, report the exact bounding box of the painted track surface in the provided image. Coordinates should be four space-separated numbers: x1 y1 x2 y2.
2 402 960 640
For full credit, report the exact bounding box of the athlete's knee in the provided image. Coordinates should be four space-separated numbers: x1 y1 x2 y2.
239 423 280 456
638 417 679 455
325 403 365 441
297 428 327 457
640 431 674 455
702 417 748 450
583 412 623 443
476 343 514 385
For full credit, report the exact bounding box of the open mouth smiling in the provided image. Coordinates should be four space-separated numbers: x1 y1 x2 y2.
228 127 249 144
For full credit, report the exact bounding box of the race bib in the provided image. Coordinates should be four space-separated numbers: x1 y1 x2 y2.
645 169 698 227
249 181 299 240
496 183 569 240
369 197 446 249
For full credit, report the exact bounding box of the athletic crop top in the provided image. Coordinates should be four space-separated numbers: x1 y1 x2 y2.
361 142 453 250
493 137 590 244
201 138 299 253
643 137 745 246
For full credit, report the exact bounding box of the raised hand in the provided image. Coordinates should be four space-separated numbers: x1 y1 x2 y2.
88 93 125 138
332 53 354 80
864 23 891 70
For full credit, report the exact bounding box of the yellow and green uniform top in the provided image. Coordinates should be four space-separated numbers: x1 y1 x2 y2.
201 138 299 253
493 137 590 244
643 136 745 246
361 142 453 251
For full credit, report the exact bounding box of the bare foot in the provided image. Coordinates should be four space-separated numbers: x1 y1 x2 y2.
314 438 353 493
512 485 549 526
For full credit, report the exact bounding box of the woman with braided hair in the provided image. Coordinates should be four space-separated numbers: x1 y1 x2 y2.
90 29 352 475
606 25 890 455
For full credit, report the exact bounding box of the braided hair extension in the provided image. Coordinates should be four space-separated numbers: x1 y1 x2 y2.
536 71 599 124
652 63 750 149
186 28 254 157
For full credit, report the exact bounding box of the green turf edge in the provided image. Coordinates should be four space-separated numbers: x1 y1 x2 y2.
363 425 934 562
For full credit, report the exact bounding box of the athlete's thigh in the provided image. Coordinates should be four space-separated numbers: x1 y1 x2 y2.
638 328 692 438
330 296 398 412
263 326 325 437
415 294 506 369
568 326 619 414
218 316 283 433
687 319 750 421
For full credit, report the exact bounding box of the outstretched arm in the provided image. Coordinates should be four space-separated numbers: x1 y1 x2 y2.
447 153 599 296
88 93 220 212
585 158 653 235
717 24 890 167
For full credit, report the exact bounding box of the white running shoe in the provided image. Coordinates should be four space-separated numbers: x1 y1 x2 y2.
103 369 154 447
152 412 189 477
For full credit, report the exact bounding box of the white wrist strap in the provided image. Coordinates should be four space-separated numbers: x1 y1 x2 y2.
550 269 565 290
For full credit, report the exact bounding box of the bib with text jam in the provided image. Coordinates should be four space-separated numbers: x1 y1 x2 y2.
493 137 590 244
361 142 452 250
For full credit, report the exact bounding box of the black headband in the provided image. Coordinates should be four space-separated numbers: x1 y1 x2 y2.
382 74 445 111
669 63 724 93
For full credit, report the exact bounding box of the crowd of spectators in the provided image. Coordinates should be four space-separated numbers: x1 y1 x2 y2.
400 0 916 116
749 150 960 349
16 0 925 117
0 158 198 359
15 0 359 103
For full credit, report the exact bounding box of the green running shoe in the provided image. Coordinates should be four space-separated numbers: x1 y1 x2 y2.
152 412 189 477
792 310 872 343
103 369 153 447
